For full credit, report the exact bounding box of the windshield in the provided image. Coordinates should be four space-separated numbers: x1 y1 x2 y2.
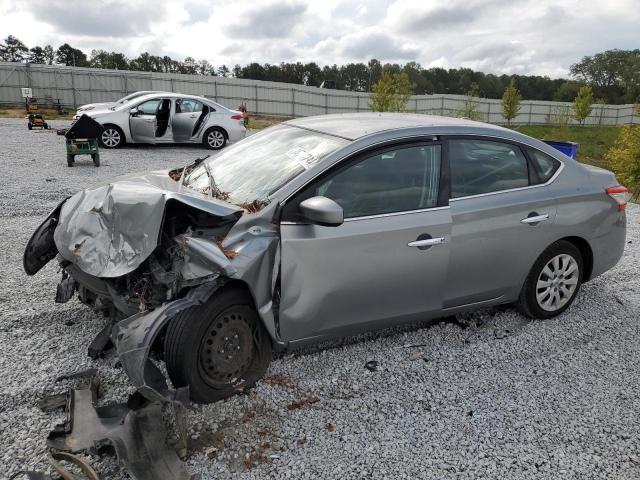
116 92 148 106
182 124 349 204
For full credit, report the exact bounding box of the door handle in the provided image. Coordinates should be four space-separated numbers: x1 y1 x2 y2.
145 119 155 123
408 237 446 248
521 213 549 224
189 114 197 118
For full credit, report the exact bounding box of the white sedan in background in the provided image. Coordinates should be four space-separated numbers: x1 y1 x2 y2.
77 93 247 150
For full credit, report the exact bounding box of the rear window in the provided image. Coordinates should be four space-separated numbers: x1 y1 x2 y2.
528 149 560 184
449 139 529 198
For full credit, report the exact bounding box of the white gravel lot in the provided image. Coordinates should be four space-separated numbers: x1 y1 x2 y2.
0 117 639 479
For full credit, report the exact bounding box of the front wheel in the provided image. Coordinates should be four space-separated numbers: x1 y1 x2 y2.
100 126 124 148
518 240 583 319
203 127 227 150
164 287 272 403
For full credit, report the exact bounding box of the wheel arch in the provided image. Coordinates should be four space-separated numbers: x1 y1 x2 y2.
101 123 129 143
205 125 229 140
556 236 594 282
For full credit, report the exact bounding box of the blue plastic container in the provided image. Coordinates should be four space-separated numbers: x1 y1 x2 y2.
542 140 579 159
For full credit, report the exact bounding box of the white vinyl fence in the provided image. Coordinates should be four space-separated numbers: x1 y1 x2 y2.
0 62 637 126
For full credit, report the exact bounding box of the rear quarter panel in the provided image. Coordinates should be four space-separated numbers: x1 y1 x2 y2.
546 162 626 280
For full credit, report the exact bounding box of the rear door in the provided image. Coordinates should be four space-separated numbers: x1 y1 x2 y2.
172 98 205 142
129 98 160 144
444 137 559 309
279 140 451 342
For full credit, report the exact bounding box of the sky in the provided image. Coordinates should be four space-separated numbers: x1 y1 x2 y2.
1 0 638 78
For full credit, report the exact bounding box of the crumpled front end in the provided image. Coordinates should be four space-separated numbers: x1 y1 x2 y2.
24 170 281 403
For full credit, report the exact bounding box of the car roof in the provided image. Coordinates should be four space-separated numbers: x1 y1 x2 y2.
129 92 226 109
285 112 513 141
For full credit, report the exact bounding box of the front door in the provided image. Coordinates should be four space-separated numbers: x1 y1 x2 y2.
279 141 451 342
443 137 558 309
129 98 160 144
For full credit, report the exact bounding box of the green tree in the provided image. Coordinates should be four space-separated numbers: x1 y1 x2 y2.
570 49 640 103
501 78 522 125
573 85 594 125
0 35 28 62
369 72 415 112
56 43 88 67
28 46 46 64
605 125 640 199
552 81 583 102
217 65 230 77
457 83 483 121
43 45 55 65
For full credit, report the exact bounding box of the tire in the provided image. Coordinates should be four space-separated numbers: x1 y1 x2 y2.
518 240 583 319
28 122 32 130
164 287 272 403
100 125 124 149
44 123 49 129
92 153 100 167
67 154 75 167
203 127 227 150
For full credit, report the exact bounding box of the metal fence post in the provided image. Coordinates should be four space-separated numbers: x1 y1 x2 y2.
528 103 532 124
631 105 636 125
414 97 418 113
291 88 295 117
441 97 445 115
254 85 259 115
213 80 217 102
122 74 127 96
70 68 77 108
615 106 620 126
325 92 329 114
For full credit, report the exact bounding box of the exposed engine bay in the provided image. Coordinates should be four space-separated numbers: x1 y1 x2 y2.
24 158 282 403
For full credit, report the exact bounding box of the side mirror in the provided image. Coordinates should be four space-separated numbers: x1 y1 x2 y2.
129 107 139 116
299 196 343 227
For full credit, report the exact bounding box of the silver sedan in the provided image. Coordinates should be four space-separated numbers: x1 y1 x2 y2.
24 113 628 403
75 92 247 150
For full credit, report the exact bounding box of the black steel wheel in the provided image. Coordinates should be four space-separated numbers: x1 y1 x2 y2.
164 287 272 403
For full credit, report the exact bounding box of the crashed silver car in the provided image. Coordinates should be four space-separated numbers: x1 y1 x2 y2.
24 113 628 404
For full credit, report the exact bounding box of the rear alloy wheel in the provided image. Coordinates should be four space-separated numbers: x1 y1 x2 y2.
518 240 583 319
100 126 123 148
204 128 227 150
164 287 272 403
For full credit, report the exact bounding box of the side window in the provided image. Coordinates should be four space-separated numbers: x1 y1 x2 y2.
528 148 560 184
176 99 202 113
314 144 441 218
136 99 160 115
449 139 529 198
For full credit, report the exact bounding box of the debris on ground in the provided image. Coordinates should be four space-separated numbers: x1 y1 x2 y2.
364 360 378 372
46 377 192 480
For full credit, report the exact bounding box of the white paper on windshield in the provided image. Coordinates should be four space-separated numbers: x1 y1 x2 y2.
285 146 320 169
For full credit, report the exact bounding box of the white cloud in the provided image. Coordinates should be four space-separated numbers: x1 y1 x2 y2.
0 0 638 77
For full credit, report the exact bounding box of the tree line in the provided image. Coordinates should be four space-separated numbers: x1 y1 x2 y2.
0 35 638 104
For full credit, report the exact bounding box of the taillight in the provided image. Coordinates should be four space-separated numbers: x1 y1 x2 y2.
231 114 242 120
606 186 630 211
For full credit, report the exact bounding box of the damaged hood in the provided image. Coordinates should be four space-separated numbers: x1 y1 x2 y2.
54 170 243 278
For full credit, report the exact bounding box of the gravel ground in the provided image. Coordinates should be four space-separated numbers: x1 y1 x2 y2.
1 117 639 479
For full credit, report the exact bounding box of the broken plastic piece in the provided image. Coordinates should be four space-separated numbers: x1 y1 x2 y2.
88 323 114 360
47 382 193 480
